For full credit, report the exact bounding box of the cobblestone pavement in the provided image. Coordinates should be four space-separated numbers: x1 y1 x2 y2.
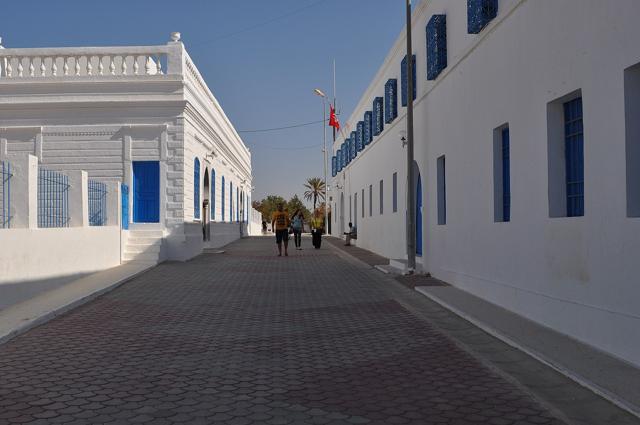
0 236 617 424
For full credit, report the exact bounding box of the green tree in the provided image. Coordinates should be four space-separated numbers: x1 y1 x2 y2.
303 177 326 211
254 195 286 222
287 195 311 219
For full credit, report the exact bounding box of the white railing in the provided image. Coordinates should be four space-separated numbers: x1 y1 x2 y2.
0 45 182 79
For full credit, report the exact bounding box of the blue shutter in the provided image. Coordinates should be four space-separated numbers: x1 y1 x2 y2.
427 15 447 81
385 79 398 124
350 132 357 160
502 128 511 222
356 121 365 152
337 148 342 171
401 55 417 107
373 97 384 136
221 176 225 221
194 158 200 219
332 156 336 177
341 142 347 168
364 111 373 146
564 97 584 217
468 0 498 34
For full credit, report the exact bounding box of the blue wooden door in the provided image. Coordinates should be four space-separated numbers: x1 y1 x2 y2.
133 161 160 223
416 173 423 256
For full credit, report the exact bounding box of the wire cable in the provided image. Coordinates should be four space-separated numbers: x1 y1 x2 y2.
238 118 328 134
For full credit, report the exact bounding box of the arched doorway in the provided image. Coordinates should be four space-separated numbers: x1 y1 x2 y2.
416 172 423 256
410 160 423 257
340 192 345 235
203 168 210 241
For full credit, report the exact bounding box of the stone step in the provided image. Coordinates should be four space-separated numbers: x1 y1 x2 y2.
125 244 161 254
127 229 164 238
122 251 159 262
127 237 162 245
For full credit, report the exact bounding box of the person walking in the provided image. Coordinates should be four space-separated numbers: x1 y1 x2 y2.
291 210 304 250
271 203 290 256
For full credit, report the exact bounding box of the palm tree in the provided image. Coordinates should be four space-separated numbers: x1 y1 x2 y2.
303 177 326 211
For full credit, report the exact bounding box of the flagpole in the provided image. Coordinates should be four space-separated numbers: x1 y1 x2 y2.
332 59 336 235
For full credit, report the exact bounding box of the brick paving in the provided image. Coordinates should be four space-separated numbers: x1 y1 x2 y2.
0 236 571 424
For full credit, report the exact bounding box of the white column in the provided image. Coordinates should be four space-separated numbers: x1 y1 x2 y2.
106 180 121 227
68 170 88 227
9 154 38 229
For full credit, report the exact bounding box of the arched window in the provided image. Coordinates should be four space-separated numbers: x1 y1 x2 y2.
221 176 226 221
211 168 216 221
194 158 200 219
236 187 240 222
229 181 233 222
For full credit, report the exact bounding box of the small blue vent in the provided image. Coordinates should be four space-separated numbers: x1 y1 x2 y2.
427 14 447 81
373 97 384 135
356 121 365 152
401 54 417 107
468 0 497 34
385 79 398 124
364 111 373 146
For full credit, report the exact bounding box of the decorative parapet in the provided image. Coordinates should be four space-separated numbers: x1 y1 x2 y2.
0 43 184 78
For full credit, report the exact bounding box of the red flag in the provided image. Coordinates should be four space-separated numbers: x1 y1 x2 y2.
329 104 340 131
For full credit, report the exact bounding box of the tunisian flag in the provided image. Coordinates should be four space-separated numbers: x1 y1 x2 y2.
329 104 340 131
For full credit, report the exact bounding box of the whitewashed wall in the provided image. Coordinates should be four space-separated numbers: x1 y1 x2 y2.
332 0 640 367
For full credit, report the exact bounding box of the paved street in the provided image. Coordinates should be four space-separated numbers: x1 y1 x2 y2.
0 237 635 425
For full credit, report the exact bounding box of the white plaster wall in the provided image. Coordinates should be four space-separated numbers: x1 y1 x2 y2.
332 0 640 367
0 226 121 284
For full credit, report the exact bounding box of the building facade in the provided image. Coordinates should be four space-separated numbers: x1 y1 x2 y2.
330 0 640 367
0 33 255 262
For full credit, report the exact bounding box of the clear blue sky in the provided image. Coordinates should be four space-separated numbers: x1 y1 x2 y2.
2 0 410 205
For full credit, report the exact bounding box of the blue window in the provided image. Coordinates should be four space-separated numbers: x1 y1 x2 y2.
437 155 446 225
385 79 398 124
392 172 398 213
213 170 218 221
401 54 417 107
427 15 447 81
468 0 497 34
502 128 511 222
356 121 364 152
337 149 342 172
373 97 384 135
364 111 373 146
221 176 225 221
236 187 240 221
341 142 347 168
194 158 200 219
564 97 584 217
332 156 337 177
228 183 231 222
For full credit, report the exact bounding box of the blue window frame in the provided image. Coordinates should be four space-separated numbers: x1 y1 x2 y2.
564 97 584 217
332 156 337 177
373 97 384 135
364 111 372 145
337 149 342 172
194 158 200 219
437 155 446 225
502 128 511 222
427 15 447 81
341 142 347 168
392 172 398 213
211 168 216 221
468 0 497 34
356 121 364 152
385 79 398 124
401 54 417 107
221 176 226 221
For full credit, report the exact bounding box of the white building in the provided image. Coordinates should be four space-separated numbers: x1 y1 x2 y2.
0 33 257 264
330 0 640 368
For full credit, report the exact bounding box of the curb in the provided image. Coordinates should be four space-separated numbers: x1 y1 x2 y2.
0 263 156 347
414 286 640 420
